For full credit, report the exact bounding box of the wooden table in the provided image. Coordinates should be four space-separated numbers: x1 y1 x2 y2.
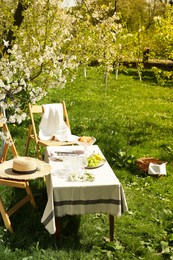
41 145 128 241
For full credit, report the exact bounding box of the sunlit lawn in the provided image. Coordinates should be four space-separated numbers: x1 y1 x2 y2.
1 66 173 259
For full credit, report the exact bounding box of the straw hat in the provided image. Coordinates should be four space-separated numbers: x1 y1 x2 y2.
12 157 37 174
0 157 51 180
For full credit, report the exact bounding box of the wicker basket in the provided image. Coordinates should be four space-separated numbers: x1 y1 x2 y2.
136 157 167 174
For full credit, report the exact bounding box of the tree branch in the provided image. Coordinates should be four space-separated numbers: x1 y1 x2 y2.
2 1 28 55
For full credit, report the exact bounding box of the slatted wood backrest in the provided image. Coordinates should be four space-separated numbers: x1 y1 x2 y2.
28 104 43 143
28 101 71 141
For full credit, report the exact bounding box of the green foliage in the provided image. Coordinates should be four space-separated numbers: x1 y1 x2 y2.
152 6 173 60
117 0 166 32
152 66 173 86
149 6 173 85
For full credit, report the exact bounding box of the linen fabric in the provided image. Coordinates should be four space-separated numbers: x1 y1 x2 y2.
39 104 72 142
41 145 128 234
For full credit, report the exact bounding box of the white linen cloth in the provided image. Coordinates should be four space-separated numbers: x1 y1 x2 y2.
39 104 74 142
41 145 128 234
148 162 167 176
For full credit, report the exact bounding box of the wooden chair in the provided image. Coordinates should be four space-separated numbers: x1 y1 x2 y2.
0 118 37 233
25 101 75 159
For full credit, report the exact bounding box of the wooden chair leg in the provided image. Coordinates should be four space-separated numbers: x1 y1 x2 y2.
0 196 13 233
25 182 37 209
0 182 37 233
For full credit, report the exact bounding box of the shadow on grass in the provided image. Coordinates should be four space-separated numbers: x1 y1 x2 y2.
0 182 92 253
121 69 156 83
121 69 173 87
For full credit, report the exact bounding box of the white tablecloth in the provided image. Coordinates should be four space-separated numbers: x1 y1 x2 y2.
41 145 128 234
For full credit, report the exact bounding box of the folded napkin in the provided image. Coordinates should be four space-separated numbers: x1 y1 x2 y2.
39 104 72 142
148 162 167 176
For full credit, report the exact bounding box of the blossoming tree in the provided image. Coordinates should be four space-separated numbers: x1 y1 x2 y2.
67 1 125 87
0 0 78 124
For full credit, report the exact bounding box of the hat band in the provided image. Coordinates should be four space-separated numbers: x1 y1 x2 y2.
12 169 36 174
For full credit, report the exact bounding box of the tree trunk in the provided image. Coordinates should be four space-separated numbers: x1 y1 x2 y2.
115 62 119 80
84 66 87 78
2 1 28 55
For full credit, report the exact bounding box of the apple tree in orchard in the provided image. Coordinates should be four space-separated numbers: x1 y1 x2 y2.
0 0 78 124
66 0 126 88
151 6 173 84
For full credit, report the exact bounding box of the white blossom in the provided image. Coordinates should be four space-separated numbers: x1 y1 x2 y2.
15 113 27 124
3 39 9 47
8 115 16 123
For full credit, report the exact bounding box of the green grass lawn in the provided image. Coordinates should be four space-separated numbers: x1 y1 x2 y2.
1 66 173 259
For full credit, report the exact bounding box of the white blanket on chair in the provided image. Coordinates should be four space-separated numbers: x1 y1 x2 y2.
39 104 73 142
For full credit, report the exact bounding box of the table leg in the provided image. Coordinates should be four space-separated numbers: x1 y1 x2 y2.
109 215 114 241
55 217 61 240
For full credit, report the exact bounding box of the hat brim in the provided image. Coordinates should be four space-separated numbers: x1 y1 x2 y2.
0 159 51 180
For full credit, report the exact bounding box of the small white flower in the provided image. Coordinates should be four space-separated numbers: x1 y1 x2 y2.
2 39 9 47
9 115 16 123
0 94 6 100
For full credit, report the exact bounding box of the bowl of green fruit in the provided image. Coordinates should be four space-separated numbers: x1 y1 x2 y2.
86 153 106 169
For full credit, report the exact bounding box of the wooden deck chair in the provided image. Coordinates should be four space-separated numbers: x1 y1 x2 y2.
0 117 37 233
25 101 75 159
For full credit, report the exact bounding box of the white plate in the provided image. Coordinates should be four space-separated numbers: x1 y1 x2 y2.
76 137 96 147
85 159 106 169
